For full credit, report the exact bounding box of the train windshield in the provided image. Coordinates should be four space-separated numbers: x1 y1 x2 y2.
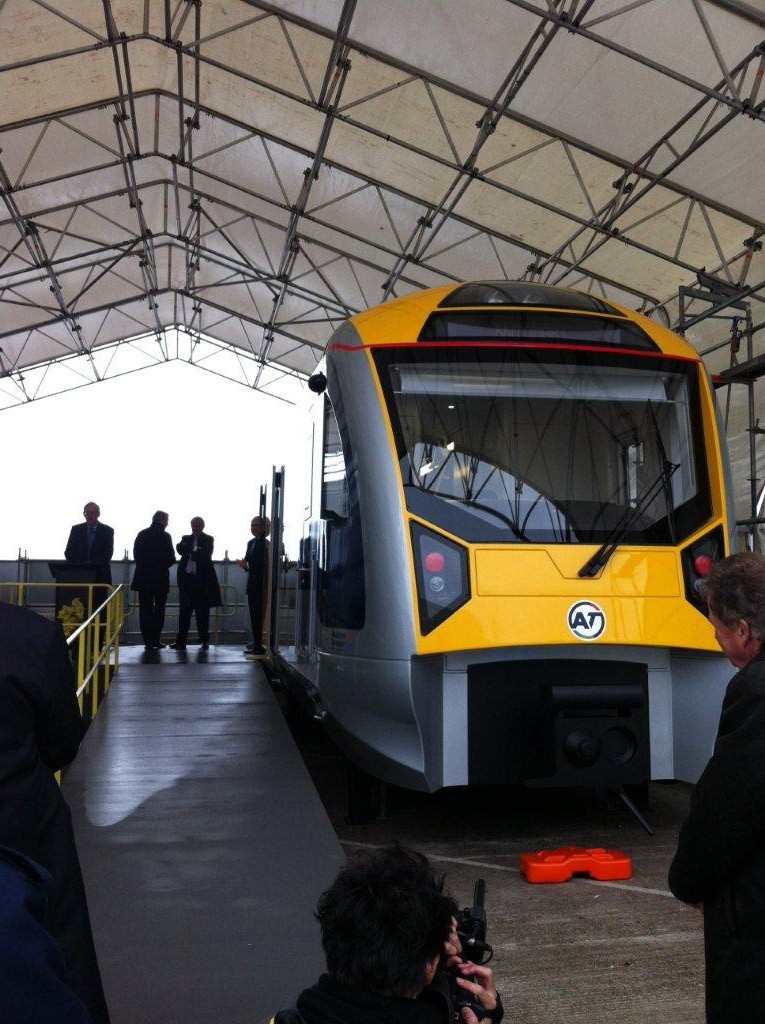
374 348 711 544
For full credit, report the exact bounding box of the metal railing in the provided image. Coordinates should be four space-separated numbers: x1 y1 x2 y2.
2 557 298 647
0 582 125 720
121 583 240 645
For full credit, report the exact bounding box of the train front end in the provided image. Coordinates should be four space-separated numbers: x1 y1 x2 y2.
310 281 733 794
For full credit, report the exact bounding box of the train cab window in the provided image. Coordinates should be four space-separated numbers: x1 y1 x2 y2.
373 348 712 546
318 393 365 630
321 396 350 520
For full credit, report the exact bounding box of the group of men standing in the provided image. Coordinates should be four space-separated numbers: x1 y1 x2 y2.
63 502 271 656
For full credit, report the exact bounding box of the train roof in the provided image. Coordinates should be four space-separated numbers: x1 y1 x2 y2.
347 281 698 360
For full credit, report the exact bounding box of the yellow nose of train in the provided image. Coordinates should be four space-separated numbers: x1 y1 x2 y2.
414 541 718 655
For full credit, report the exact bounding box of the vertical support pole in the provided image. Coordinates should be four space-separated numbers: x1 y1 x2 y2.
269 466 285 654
746 307 758 539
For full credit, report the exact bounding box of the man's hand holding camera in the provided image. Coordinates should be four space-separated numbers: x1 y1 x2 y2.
444 918 503 1024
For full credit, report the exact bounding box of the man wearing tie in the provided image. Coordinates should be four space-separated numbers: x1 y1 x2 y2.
170 517 222 651
64 502 114 585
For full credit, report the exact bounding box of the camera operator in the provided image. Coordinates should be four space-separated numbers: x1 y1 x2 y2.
265 845 503 1024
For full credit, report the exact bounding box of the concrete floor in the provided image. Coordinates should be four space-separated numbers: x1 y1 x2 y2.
280 695 706 1024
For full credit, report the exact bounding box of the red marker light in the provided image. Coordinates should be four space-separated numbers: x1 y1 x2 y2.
424 551 445 573
694 554 713 576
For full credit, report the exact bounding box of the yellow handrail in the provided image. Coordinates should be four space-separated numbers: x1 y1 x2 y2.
0 582 125 719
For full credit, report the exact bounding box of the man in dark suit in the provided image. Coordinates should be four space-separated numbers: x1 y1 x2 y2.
131 511 176 652
64 503 114 585
238 515 271 659
0 600 110 1023
170 517 222 651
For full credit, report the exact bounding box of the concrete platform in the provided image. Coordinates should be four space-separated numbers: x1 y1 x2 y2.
63 644 345 1024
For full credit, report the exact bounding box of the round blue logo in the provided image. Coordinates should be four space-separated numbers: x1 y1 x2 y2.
567 600 606 641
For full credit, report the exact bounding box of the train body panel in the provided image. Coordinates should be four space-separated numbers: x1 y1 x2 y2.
310 645 730 793
284 280 735 794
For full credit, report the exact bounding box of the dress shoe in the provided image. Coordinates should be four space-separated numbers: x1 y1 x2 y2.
169 641 186 651
200 642 209 651
155 641 168 649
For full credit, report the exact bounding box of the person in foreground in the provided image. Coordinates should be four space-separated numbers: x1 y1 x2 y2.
669 551 765 1024
266 845 503 1024
0 845 92 1023
0 600 110 1023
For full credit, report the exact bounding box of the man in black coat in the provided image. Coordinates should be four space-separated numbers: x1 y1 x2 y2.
64 502 114 585
669 551 765 1024
238 515 270 658
131 510 176 651
0 601 110 1023
171 517 222 651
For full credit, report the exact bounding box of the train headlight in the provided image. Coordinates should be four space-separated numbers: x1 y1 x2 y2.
681 526 725 613
411 522 470 634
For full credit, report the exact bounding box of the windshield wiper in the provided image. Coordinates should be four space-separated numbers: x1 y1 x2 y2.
647 400 677 545
577 461 679 578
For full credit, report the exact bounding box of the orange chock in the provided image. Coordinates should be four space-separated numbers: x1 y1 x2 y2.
520 845 632 883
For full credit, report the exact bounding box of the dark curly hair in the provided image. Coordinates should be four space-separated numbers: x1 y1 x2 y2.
315 845 457 997
703 551 765 641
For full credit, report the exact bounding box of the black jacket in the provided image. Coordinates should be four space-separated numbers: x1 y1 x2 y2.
271 974 447 1024
0 846 92 1024
64 522 114 584
131 523 176 593
243 535 269 596
176 533 222 607
669 650 765 1023
0 602 109 1023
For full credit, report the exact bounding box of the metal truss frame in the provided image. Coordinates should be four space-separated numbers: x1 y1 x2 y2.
0 0 764 409
0 322 306 411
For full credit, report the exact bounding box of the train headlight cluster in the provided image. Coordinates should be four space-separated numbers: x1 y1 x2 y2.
681 526 725 612
411 522 470 634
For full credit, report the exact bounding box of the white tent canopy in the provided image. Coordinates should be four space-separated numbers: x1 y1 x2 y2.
1 0 764 510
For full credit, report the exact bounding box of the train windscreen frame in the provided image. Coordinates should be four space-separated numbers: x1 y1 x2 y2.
373 347 712 545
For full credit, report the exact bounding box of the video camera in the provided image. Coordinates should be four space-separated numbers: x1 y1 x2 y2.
446 878 494 1022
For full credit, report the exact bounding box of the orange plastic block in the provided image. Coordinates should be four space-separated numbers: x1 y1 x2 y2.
520 845 632 883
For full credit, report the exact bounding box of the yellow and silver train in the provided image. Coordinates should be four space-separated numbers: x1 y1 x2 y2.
286 281 733 797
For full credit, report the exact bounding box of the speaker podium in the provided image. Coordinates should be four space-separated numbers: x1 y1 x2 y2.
48 561 103 620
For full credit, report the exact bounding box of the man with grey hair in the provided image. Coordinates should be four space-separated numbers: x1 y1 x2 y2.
669 551 765 1023
171 516 222 651
65 501 114 585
